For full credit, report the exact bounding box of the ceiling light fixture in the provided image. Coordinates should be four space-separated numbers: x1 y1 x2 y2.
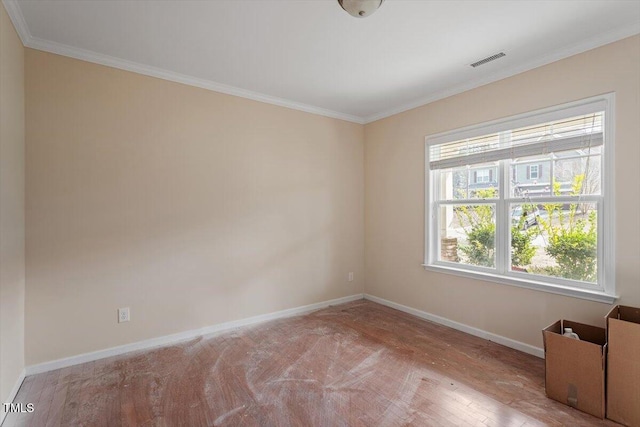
338 0 385 18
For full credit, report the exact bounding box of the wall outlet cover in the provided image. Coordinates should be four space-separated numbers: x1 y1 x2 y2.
118 307 130 323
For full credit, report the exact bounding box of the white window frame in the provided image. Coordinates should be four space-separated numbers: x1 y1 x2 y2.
529 164 539 180
423 94 616 304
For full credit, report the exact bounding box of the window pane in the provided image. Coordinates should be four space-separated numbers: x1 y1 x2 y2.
509 156 552 198
509 202 598 284
510 150 602 199
438 163 499 201
468 163 499 199
438 167 469 200
554 154 601 196
438 204 496 268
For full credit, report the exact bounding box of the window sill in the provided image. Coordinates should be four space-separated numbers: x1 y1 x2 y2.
421 263 617 304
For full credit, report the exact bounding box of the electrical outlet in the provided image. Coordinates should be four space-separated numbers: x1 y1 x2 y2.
348 272 354 282
118 307 130 323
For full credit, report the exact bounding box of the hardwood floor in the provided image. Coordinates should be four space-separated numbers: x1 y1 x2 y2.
3 300 619 426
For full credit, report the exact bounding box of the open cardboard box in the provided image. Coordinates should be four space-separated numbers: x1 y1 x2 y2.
542 319 606 419
605 305 640 427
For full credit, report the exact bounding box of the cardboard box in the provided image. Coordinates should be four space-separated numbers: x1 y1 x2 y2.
605 305 640 427
542 320 606 419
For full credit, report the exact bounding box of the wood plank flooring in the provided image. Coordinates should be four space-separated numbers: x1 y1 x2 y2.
3 300 620 426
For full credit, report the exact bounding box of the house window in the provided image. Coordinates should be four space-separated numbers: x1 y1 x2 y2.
424 94 615 303
475 169 490 183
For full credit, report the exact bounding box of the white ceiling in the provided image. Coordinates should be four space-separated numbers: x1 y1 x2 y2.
4 0 640 123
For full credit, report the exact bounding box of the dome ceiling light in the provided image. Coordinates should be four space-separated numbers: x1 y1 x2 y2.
338 0 385 18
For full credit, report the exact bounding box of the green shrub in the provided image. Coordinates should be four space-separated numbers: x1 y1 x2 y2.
459 220 496 267
511 225 536 267
456 188 535 269
545 210 597 282
538 175 597 282
455 189 496 267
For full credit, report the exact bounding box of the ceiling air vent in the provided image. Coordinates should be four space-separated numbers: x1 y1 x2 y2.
470 52 506 68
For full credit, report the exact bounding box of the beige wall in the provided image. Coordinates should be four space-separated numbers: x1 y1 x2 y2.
19 31 640 366
0 3 25 402
25 49 364 365
365 35 640 350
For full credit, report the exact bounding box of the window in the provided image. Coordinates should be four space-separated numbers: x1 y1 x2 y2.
424 95 615 303
474 169 491 183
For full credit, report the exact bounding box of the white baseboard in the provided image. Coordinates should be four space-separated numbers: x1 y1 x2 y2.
1 368 26 426
24 292 543 377
364 294 544 359
26 294 365 376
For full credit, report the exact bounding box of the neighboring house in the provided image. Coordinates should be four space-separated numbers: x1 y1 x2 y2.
512 149 600 197
452 166 498 197
454 149 599 198
469 166 497 194
512 159 551 197
514 162 544 184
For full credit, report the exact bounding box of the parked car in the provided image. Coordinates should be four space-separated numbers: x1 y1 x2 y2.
511 206 540 229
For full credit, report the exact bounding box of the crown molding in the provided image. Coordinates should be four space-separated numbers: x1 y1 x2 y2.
364 21 640 124
4 0 639 126
2 0 30 44
2 1 365 125
25 36 366 124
